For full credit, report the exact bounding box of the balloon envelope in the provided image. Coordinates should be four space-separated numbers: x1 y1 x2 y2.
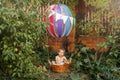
45 4 75 38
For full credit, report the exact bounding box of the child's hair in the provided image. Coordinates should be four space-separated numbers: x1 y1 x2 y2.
57 48 65 53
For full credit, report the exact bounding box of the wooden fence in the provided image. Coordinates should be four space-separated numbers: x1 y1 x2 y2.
80 10 120 36
76 0 120 36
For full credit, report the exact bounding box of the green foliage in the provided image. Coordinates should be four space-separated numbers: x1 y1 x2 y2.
0 7 47 80
71 36 120 80
32 47 50 68
100 67 120 80
100 36 120 67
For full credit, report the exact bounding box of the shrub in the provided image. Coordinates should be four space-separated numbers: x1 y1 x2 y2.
71 36 120 80
0 7 47 79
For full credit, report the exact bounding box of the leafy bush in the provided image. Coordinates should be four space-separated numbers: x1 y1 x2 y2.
0 7 47 79
32 46 50 69
71 36 120 80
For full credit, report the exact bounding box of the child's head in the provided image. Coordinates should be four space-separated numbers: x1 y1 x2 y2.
57 48 65 57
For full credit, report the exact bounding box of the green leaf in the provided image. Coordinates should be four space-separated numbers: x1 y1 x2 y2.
3 44 8 49
12 73 16 77
70 72 80 80
81 47 89 53
84 59 89 63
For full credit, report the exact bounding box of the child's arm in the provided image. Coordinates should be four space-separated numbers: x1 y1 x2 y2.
63 56 67 61
55 56 59 64
63 56 70 64
63 56 68 63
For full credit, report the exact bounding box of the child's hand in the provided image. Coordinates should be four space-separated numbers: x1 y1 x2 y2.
64 60 70 64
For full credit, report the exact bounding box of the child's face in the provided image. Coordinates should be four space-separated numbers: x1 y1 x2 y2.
58 50 64 57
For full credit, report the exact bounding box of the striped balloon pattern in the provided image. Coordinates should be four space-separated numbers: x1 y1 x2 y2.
45 4 75 38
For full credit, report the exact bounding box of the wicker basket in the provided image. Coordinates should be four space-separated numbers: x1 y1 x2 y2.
48 59 71 73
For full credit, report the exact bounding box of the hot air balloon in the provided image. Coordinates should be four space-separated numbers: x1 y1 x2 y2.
44 4 75 38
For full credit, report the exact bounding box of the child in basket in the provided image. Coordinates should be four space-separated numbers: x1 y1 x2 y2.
55 48 69 65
